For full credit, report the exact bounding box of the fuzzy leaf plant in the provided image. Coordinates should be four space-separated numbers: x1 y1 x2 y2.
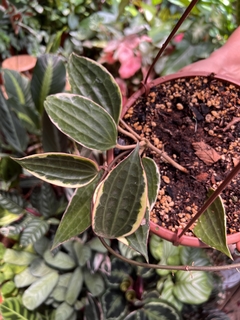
12 53 230 260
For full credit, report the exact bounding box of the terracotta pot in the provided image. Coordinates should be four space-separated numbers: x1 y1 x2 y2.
1 54 37 73
117 71 240 250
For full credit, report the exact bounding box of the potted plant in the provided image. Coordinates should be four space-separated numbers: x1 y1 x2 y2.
7 0 240 271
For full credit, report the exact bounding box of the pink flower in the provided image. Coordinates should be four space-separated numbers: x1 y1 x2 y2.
174 33 184 43
119 53 141 79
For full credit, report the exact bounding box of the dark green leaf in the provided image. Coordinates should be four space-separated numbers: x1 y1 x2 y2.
106 258 133 288
179 246 210 267
142 157 160 210
0 89 28 153
13 153 99 188
44 93 117 151
193 190 232 258
31 54 66 114
93 146 148 238
85 294 101 320
22 271 59 310
73 241 92 267
0 297 40 320
0 191 25 215
68 53 122 124
33 236 50 256
32 182 58 218
144 299 182 320
52 174 100 249
20 219 49 246
101 289 127 320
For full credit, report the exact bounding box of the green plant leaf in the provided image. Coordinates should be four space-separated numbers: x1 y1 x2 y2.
88 237 110 253
22 271 59 310
84 269 105 297
65 267 83 305
101 289 127 320
159 275 183 312
119 208 150 262
31 54 66 114
52 174 100 249
44 93 117 151
68 53 122 124
179 246 210 267
0 192 25 215
73 241 92 267
142 157 161 210
33 236 50 256
193 190 232 259
13 153 99 188
55 302 75 320
4 249 37 266
173 270 212 305
43 249 76 270
0 89 28 153
106 258 133 288
0 210 20 227
0 297 40 320
14 267 39 288
51 286 66 302
30 258 53 277
93 146 148 238
20 219 49 246
2 280 16 296
85 294 102 320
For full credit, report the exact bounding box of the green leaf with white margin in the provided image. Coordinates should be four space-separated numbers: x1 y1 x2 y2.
20 219 49 246
84 269 105 297
13 152 99 188
118 208 150 262
31 54 66 114
173 270 212 305
65 267 83 305
124 299 182 320
0 297 40 320
55 302 75 320
193 190 232 259
52 173 101 249
14 267 39 288
0 89 28 153
44 93 117 151
102 288 127 320
68 53 122 124
43 249 76 270
142 157 161 210
93 146 148 238
22 271 59 310
4 249 37 266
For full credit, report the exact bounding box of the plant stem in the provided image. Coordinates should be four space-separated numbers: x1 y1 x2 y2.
116 143 137 150
118 125 139 142
120 119 188 173
99 237 240 272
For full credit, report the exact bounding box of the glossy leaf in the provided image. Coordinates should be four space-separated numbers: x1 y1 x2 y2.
22 271 59 310
102 289 127 320
0 297 40 320
13 153 99 188
193 190 232 259
20 219 49 246
4 249 37 266
0 89 28 153
44 93 117 151
173 270 212 305
142 157 161 210
52 174 100 248
119 208 150 262
65 267 83 305
84 269 105 297
55 302 74 320
14 267 38 288
31 54 66 114
93 146 148 238
68 53 122 124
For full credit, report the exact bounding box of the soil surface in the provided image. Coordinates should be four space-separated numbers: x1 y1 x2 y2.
122 76 240 236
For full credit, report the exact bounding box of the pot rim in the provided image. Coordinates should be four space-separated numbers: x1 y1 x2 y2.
121 71 240 247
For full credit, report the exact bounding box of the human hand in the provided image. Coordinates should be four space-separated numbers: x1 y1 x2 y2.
177 27 240 82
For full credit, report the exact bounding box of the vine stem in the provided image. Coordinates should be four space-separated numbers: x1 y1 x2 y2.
120 119 188 173
99 237 240 272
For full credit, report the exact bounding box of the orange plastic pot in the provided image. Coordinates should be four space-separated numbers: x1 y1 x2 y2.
114 71 240 250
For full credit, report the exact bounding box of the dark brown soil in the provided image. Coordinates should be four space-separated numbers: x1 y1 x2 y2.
122 76 240 236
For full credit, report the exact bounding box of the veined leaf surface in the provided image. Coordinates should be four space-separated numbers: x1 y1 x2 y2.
193 190 232 259
68 53 122 124
0 297 40 320
92 146 148 238
45 93 117 150
13 153 99 188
